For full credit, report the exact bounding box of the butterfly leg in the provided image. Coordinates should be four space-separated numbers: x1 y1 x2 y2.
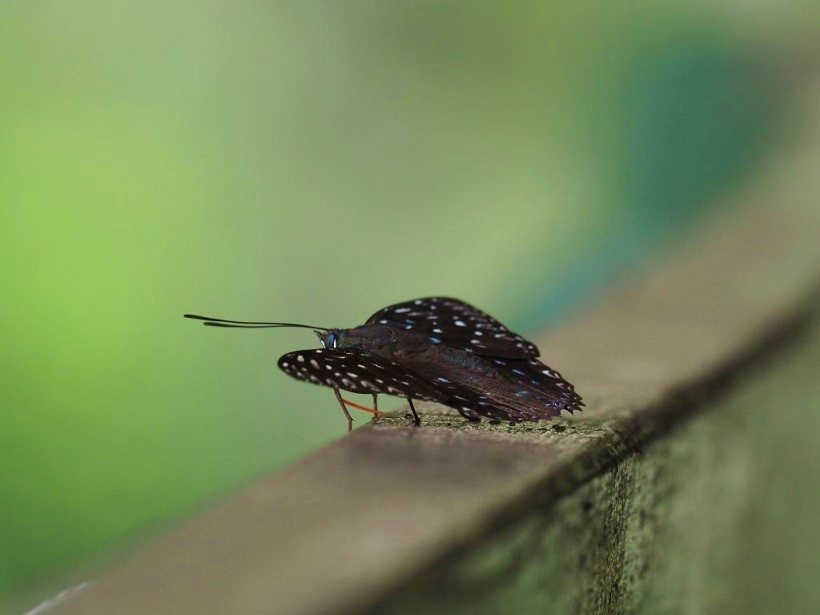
333 387 355 433
407 398 421 426
451 405 481 423
456 407 481 422
341 397 379 414
372 393 381 418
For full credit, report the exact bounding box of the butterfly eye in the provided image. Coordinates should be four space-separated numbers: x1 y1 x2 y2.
325 332 338 349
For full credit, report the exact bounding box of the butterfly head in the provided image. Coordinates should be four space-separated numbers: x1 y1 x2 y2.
316 329 344 349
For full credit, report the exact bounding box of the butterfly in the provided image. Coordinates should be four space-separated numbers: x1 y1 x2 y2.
185 297 583 431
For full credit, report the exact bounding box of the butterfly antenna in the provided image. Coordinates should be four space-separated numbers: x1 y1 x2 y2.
183 314 329 332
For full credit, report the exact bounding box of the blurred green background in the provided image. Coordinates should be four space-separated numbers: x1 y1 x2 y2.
1 1 816 607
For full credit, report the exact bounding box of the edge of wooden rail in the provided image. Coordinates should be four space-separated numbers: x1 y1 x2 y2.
52 94 820 614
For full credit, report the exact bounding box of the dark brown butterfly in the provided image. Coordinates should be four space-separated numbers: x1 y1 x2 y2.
185 297 582 431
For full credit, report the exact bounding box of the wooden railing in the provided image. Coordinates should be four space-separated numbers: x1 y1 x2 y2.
43 88 820 614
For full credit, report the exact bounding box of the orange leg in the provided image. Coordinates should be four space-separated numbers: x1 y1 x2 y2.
341 397 381 417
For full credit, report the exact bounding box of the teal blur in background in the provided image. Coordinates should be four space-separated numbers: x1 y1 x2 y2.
1 1 815 606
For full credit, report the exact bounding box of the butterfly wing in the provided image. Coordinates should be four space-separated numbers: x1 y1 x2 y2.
277 348 441 401
396 345 583 422
365 297 539 359
278 345 582 423
488 357 584 413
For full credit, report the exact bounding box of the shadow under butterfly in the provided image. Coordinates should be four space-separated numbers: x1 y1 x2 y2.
185 297 583 432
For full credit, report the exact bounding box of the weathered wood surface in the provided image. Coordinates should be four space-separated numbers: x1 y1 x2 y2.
372 311 820 614
51 89 820 614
